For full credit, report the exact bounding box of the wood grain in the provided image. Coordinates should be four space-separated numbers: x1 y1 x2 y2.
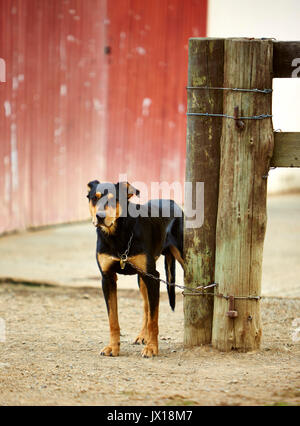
271 132 300 167
212 39 274 352
184 38 224 346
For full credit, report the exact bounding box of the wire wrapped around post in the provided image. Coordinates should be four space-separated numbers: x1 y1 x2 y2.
184 38 224 347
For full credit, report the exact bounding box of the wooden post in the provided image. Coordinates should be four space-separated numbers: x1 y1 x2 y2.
184 38 224 346
212 39 274 352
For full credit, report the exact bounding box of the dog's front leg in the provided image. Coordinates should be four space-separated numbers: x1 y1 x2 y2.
134 275 149 345
142 269 160 358
101 273 120 356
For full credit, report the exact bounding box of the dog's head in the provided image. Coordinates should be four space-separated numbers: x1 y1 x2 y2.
86 180 140 233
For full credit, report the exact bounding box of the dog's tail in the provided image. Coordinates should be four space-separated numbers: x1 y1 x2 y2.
164 253 176 311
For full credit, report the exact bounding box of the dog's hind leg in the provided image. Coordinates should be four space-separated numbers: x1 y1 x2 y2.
100 273 120 356
141 269 160 358
134 275 149 345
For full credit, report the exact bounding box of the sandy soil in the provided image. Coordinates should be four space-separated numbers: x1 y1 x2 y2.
0 193 299 406
0 283 299 406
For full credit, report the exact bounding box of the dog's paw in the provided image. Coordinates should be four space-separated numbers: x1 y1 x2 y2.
141 343 158 358
100 344 120 357
133 333 147 345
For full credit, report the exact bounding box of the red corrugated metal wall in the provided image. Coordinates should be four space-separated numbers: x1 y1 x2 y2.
105 0 207 187
0 0 108 233
0 0 207 234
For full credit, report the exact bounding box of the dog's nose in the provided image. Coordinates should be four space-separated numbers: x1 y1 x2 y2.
96 211 106 222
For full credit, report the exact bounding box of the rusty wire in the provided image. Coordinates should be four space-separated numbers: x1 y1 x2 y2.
186 86 272 94
186 112 272 120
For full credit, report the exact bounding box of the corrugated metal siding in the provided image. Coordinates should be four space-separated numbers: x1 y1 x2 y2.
106 0 207 187
0 0 108 233
0 0 207 234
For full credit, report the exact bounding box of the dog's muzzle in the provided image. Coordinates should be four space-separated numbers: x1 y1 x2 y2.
96 211 106 224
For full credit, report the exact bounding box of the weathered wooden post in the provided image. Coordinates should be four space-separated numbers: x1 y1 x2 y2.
184 38 224 346
212 38 274 351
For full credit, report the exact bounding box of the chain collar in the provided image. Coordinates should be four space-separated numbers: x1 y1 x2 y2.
118 232 134 269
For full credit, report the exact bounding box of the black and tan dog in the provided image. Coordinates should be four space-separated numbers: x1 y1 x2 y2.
87 180 184 357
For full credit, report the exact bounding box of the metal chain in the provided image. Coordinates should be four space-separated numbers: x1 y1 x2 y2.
114 233 216 294
117 232 134 265
107 234 260 301
126 260 260 300
126 259 217 295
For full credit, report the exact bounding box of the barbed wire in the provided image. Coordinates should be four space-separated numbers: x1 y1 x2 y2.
186 112 272 120
186 86 272 94
186 85 272 121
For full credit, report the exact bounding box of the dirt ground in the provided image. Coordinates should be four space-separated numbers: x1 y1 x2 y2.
0 283 299 406
0 194 299 406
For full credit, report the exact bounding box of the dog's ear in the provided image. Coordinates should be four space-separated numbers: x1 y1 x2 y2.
87 180 100 198
87 180 100 190
118 182 140 199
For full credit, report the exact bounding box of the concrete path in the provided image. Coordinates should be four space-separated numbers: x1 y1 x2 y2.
0 194 299 297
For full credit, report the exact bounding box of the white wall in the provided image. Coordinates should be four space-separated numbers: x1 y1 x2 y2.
207 0 300 194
